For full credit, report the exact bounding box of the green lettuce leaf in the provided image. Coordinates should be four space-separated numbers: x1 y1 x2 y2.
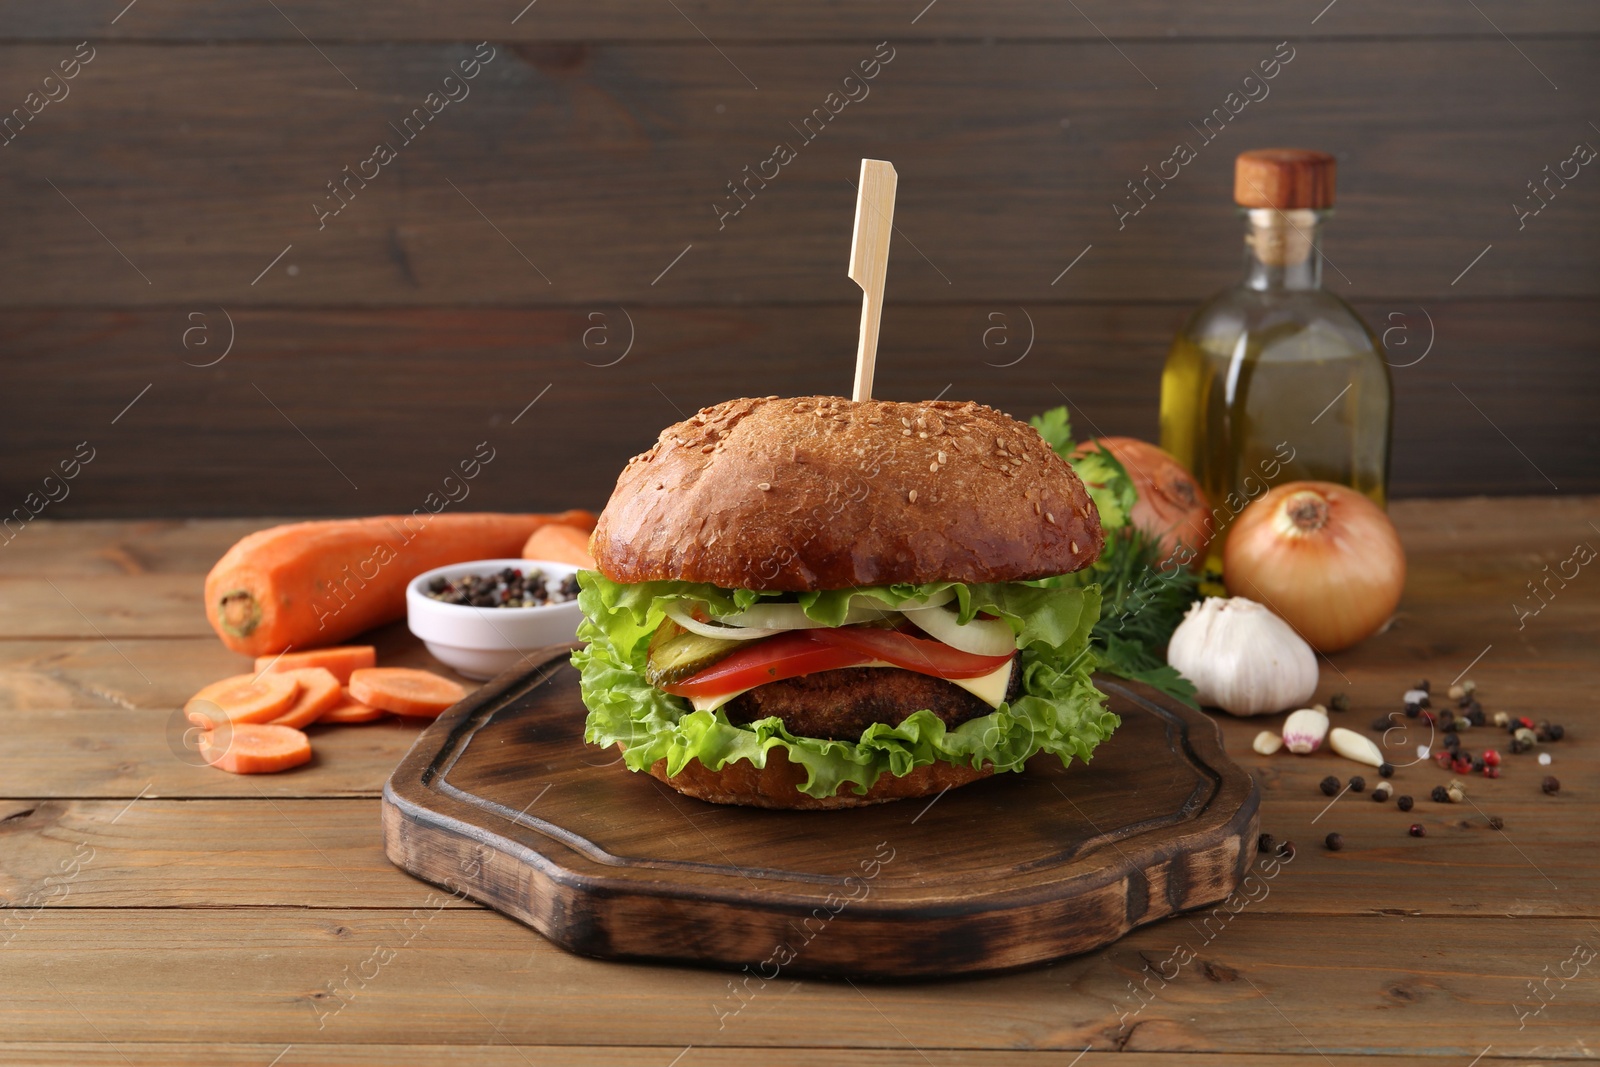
572 572 1118 799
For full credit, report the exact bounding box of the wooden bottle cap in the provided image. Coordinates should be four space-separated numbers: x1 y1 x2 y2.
1234 149 1336 210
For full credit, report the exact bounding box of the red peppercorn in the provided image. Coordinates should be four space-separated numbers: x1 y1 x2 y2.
1483 749 1501 767
1409 824 1426 837
1434 751 1453 768
1483 766 1501 779
1452 757 1473 775
1518 716 1535 730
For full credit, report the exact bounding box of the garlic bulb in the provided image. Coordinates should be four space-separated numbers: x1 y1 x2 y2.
1166 597 1318 716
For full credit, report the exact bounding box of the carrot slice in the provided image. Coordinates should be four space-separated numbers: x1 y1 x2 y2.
268 667 344 729
349 668 464 718
186 673 301 729
521 523 596 569
254 646 376 685
200 723 312 774
318 688 388 724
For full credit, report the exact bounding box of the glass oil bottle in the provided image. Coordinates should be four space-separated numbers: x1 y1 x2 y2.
1160 148 1393 584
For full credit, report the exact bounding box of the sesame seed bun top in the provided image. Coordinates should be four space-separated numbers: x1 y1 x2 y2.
589 395 1104 591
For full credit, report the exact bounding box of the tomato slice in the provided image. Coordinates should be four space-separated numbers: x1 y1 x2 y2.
808 627 1014 679
660 626 1017 700
660 631 873 698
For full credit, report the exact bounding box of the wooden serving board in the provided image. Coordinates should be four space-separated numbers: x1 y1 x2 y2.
382 649 1260 979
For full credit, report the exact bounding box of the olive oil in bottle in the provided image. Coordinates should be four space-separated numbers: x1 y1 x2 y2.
1160 149 1393 582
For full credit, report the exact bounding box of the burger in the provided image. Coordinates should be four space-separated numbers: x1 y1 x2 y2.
572 395 1117 809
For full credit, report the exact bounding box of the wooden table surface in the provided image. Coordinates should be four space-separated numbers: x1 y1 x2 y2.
1 498 1596 1066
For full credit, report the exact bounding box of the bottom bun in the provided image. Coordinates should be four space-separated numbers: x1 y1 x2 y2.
637 744 993 810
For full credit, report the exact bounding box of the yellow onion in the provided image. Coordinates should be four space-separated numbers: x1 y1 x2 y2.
1224 481 1405 652
1075 436 1212 564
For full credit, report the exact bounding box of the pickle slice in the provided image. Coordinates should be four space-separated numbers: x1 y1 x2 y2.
645 619 744 688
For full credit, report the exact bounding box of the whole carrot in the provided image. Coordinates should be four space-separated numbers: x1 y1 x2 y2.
204 511 595 655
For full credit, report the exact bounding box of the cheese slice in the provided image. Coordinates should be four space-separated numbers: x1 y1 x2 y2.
687 658 1015 715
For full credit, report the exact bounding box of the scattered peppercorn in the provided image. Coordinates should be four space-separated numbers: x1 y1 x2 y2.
1371 715 1394 732
1483 749 1501 767
1451 757 1473 775
1439 709 1456 731
1466 707 1486 727
1511 729 1536 754
1349 776 1366 793
1471 757 1486 773
1258 832 1275 854
1548 724 1565 741
1416 679 1431 693
1488 815 1505 830
1325 832 1344 852
1542 776 1561 795
1448 683 1466 701
1409 823 1426 837
1431 785 1450 803
1329 693 1350 712
1397 795 1414 812
1378 761 1394 778
1492 711 1510 728
1277 840 1296 860
1372 781 1393 802
1446 785 1465 804
1320 775 1341 796
1443 733 1461 752
1517 716 1535 730
1484 766 1501 779
1463 679 1476 695
1404 704 1421 719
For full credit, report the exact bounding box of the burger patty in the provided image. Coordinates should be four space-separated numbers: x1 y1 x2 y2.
722 663 1023 742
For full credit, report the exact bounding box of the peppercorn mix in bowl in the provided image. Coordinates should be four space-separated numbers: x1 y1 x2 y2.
406 559 584 679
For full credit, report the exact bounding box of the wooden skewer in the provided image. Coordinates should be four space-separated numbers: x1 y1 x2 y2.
848 159 897 402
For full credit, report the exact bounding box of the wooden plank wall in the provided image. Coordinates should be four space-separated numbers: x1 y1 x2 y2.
0 3 1596 517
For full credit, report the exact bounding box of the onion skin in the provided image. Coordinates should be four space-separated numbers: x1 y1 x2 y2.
1223 481 1406 653
1075 436 1213 564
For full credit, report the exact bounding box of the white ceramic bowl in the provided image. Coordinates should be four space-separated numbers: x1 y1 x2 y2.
406 559 584 680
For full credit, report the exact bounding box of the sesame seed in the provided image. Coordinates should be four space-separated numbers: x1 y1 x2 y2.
1033 501 1041 514
929 462 939 472
918 432 928 439
1070 540 1079 552
1046 512 1055 524
758 482 771 491
701 445 715 454
908 490 918 503
902 429 912 436
901 418 911 428
937 451 947 463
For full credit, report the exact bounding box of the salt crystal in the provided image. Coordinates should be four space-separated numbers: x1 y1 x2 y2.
1538 752 1552 766
1417 744 1430 760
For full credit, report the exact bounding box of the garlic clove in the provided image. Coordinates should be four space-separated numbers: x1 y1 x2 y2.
1328 726 1384 767
1282 707 1329 754
1165 597 1319 717
1252 730 1284 755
